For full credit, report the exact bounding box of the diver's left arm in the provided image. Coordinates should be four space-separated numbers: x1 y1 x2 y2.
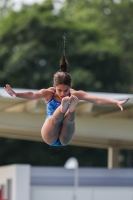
73 90 129 111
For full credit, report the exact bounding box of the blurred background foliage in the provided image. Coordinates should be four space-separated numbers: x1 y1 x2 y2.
0 0 133 92
0 0 133 167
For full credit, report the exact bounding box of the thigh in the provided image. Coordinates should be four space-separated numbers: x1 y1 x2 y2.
59 122 75 145
41 117 62 145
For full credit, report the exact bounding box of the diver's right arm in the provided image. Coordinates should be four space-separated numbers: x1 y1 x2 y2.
4 84 48 100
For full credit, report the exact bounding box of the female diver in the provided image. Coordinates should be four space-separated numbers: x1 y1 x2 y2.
4 56 129 147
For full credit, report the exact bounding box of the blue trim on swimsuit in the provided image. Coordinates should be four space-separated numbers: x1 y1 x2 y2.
50 138 64 147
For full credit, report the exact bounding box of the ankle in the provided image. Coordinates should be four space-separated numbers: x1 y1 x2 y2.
60 106 69 114
64 119 75 125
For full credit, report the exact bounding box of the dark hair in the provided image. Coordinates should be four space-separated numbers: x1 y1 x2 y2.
53 56 72 87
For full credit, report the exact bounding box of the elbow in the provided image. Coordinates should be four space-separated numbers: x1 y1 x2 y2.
94 97 103 105
28 92 36 100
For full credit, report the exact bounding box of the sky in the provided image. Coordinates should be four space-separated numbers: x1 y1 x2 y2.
12 0 66 11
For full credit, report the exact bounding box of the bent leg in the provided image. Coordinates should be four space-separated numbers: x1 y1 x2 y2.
41 97 70 145
41 113 64 145
59 111 76 145
59 95 78 145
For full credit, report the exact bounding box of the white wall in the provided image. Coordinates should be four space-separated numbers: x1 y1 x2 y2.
1 165 133 200
31 186 133 200
0 164 30 200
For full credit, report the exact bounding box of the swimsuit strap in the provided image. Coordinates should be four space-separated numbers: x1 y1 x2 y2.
52 89 56 99
69 90 71 97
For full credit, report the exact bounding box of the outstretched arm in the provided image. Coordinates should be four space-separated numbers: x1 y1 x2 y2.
74 90 129 111
4 84 48 100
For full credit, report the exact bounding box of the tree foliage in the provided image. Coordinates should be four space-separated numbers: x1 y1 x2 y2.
0 0 133 92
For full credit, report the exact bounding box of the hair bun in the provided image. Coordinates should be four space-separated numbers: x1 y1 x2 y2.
60 56 68 72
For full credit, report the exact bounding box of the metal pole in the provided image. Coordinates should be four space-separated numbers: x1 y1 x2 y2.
73 168 78 200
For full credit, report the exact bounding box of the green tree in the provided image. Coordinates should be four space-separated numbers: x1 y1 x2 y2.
103 0 133 92
59 0 133 93
0 1 63 88
1 0 133 92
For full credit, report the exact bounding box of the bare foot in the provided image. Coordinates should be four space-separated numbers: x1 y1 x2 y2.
60 96 70 113
69 95 78 113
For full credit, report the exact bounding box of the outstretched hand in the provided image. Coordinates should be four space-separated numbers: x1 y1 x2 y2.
117 98 129 111
4 84 16 98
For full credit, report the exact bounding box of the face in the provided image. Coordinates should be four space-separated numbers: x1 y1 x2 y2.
55 84 70 99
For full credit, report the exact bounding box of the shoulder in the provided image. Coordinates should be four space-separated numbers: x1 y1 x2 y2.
46 87 55 92
42 87 55 102
39 87 54 94
70 89 86 100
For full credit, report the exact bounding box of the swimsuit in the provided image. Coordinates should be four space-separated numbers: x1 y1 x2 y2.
46 89 70 146
46 90 61 119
